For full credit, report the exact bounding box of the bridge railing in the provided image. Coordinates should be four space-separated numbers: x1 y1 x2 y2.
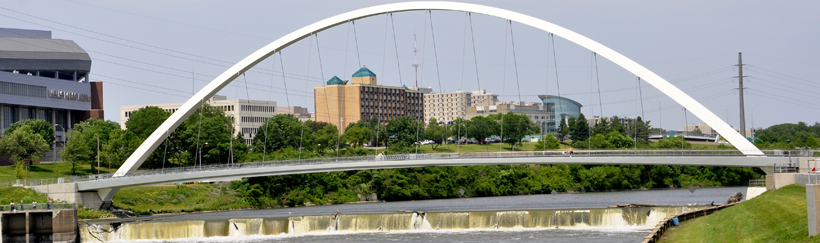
0 149 802 188
0 203 75 212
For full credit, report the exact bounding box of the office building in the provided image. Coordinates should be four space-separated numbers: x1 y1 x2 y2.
424 91 470 124
0 28 103 163
276 106 314 122
471 89 499 107
120 95 275 145
314 66 424 132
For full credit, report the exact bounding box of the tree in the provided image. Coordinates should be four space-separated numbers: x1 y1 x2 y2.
343 125 370 148
124 106 173 169
610 116 627 135
606 131 635 148
5 119 55 146
570 113 589 143
176 104 246 166
386 116 423 147
315 123 340 152
591 117 610 136
627 116 652 143
125 106 171 139
557 117 569 141
305 120 331 133
492 112 540 148
423 118 446 150
449 117 469 143
0 125 51 179
534 133 560 150
61 119 121 174
101 129 142 169
252 114 311 155
654 136 691 149
467 116 499 144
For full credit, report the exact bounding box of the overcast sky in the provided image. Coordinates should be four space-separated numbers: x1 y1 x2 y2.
4 0 818 130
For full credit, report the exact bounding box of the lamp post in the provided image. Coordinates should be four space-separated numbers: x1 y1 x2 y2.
199 142 208 169
52 124 64 163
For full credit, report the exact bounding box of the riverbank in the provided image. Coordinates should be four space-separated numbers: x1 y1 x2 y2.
661 184 817 242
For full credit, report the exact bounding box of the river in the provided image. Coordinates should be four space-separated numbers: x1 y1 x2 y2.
81 187 747 242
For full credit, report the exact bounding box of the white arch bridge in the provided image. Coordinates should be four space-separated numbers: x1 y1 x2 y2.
71 2 775 208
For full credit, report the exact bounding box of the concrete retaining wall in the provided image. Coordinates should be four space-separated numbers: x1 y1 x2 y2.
766 173 796 190
29 183 103 209
0 209 77 243
641 203 737 243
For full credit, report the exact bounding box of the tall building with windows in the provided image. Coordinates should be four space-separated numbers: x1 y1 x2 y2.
120 95 275 145
424 91 470 124
0 27 103 163
471 89 499 106
314 66 424 132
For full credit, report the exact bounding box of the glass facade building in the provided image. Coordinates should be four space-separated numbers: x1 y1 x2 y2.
538 95 582 134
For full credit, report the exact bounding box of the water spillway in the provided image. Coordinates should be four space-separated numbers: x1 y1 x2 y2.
80 207 703 241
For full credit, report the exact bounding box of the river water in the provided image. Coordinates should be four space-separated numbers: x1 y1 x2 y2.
81 187 747 242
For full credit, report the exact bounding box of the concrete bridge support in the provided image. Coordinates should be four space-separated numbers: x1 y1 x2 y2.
29 183 108 210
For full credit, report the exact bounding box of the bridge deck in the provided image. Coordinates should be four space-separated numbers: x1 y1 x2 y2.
76 154 787 191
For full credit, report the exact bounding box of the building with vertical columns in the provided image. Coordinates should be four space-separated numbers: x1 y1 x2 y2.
470 89 499 107
120 95 276 145
0 27 103 163
314 66 424 132
424 91 471 124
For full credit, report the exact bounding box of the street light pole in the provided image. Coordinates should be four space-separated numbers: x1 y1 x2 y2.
52 124 64 163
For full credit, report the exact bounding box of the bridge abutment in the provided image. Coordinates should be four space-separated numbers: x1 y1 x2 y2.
29 183 108 209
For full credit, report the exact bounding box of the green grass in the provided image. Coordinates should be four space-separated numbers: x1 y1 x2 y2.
0 162 117 180
662 184 817 243
112 183 254 215
77 205 115 219
0 187 49 205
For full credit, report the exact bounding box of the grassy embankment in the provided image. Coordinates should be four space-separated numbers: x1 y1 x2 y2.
0 162 117 180
112 184 252 215
662 184 819 243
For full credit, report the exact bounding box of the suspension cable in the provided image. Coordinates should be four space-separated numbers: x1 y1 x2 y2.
589 52 594 150
343 21 351 79
414 10 430 154
468 13 482 90
162 130 168 171
390 13 403 87
594 53 604 118
298 35 314 160
352 21 362 68
509 20 522 104
458 12 469 154
196 98 203 169
634 77 639 153
550 33 564 141
500 19 509 151
542 31 550 151
315 33 338 158
428 11 448 148
381 14 390 84
638 76 646 146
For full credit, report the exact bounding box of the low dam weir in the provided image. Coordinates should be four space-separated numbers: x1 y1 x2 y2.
81 207 703 241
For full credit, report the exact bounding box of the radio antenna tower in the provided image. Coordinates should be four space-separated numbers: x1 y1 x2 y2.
413 33 419 88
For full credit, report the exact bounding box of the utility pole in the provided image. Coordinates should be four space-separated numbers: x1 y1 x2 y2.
413 33 419 88
737 52 747 138
97 136 100 175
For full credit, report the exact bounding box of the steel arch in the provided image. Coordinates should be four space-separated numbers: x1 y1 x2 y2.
117 1 762 177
